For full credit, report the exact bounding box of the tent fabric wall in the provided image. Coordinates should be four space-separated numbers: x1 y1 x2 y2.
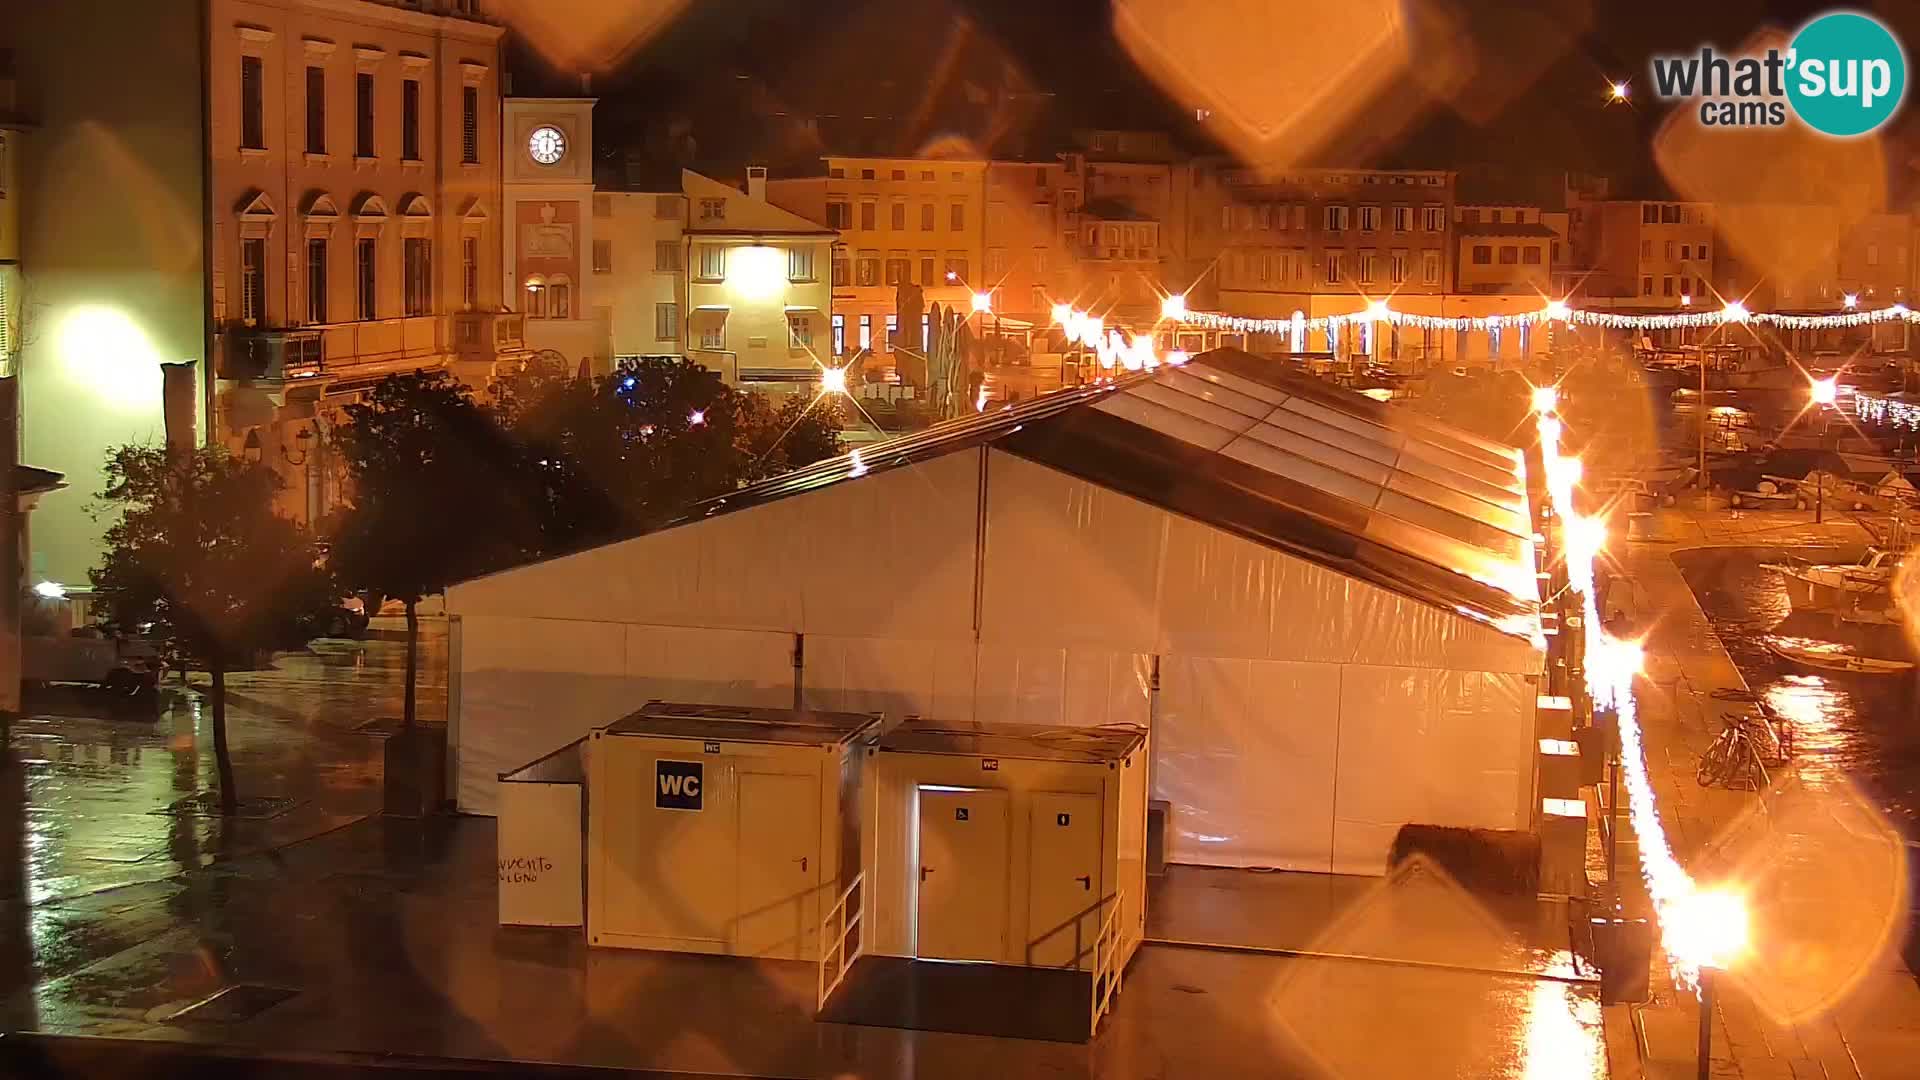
448 451 981 641
456 615 792 814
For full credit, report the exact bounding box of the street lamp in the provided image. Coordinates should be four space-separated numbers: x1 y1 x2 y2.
1810 377 1838 523
1608 81 1630 103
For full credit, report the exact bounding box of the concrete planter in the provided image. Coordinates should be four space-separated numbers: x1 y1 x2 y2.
383 725 447 818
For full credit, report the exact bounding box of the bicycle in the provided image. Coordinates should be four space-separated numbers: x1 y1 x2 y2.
1696 711 1773 791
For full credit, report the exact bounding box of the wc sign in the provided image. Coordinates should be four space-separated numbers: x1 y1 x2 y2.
655 760 704 811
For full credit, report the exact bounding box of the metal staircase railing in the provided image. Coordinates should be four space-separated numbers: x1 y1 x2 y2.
1088 890 1126 1039
816 873 864 1012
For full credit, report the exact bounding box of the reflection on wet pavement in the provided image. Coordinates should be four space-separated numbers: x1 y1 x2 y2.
0 633 446 1011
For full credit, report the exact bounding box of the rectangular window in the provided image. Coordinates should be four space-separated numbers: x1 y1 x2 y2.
699 198 726 223
1521 246 1542 265
698 316 724 350
944 255 967 282
1324 251 1343 283
832 313 845 356
401 79 421 160
241 56 265 150
1393 205 1411 232
885 314 898 351
526 282 547 319
826 201 851 229
788 313 812 349
1033 247 1048 274
355 237 377 320
306 238 328 323
462 86 478 163
1472 245 1492 265
305 67 326 155
549 281 571 320
884 255 909 285
890 201 906 230
1662 275 1675 296
856 252 879 286
859 201 876 230
950 202 965 231
240 238 265 325
986 248 1007 275
1643 204 1660 224
1498 246 1518 265
858 314 871 351
403 238 431 317
356 72 374 158
697 244 726 280
1640 239 1652 259
655 240 680 271
1390 250 1407 284
462 237 477 309
1663 240 1674 260
921 169 935 181
656 302 678 341
1221 205 1232 231
592 238 612 274
1357 252 1375 283
833 247 850 286
1422 205 1443 231
655 195 681 220
1641 274 1654 294
1422 249 1441 285
919 254 935 284
1323 205 1348 231
920 203 935 231
788 245 817 281
1867 243 1881 266
1359 205 1380 231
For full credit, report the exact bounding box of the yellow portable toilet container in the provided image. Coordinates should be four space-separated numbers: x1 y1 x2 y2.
586 701 882 960
860 722 1149 973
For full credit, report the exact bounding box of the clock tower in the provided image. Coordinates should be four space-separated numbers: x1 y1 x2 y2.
502 98 604 373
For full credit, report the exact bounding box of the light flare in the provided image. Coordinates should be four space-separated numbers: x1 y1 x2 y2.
1538 410 1749 991
1810 377 1838 406
818 366 849 396
1531 384 1559 415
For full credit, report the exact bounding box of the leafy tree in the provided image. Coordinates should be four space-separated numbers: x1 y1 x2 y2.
90 446 331 814
330 371 544 728
500 357 843 548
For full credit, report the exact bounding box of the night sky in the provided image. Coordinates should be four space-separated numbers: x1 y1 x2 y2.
508 0 1920 201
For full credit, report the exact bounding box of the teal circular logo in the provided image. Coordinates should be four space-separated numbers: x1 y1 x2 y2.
1787 12 1907 137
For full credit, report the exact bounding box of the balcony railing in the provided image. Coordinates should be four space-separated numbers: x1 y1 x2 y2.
221 312 520 383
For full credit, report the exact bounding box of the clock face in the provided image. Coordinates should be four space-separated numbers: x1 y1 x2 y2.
528 125 567 165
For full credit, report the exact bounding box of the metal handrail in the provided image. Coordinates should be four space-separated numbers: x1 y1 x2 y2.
1088 890 1126 1039
816 872 864 1012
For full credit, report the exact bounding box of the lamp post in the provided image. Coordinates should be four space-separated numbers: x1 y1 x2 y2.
1811 377 1838 524
1698 967 1717 1080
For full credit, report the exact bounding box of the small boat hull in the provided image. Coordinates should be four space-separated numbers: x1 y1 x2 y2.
1763 638 1914 676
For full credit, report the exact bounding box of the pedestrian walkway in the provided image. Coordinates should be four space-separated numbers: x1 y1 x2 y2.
1603 508 1920 1078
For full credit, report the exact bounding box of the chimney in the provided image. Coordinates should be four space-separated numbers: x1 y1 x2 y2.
746 165 767 202
580 72 592 95
0 49 16 114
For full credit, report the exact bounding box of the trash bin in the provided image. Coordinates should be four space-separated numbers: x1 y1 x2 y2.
1589 916 1653 1004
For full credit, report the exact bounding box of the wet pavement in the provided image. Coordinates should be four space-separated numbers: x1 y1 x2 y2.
2 814 1608 1079
1604 508 1920 1079
0 618 1616 1077
0 633 446 1003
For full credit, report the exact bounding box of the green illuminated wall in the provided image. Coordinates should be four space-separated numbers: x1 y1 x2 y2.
4 2 208 588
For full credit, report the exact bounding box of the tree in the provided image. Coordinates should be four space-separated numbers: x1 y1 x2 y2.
90 446 331 814
330 370 544 728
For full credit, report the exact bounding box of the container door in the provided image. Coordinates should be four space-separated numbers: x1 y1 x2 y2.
915 787 1009 962
735 771 821 960
1026 792 1103 968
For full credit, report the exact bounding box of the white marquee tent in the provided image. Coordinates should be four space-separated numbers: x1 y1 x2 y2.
446 350 1545 875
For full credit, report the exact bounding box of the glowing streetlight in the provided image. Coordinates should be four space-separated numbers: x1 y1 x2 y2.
1050 302 1073 325
1530 385 1559 414
1608 81 1630 102
688 409 707 426
1544 299 1572 322
1810 376 1838 406
945 270 959 282
1160 293 1188 320
1844 293 1860 310
1364 298 1392 322
970 291 993 314
1680 293 1692 307
1721 300 1750 322
32 581 66 600
818 366 849 395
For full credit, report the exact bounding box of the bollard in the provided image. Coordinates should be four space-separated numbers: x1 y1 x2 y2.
1589 916 1653 1004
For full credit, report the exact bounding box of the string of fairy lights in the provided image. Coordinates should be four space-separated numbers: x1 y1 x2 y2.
1176 296 1916 339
